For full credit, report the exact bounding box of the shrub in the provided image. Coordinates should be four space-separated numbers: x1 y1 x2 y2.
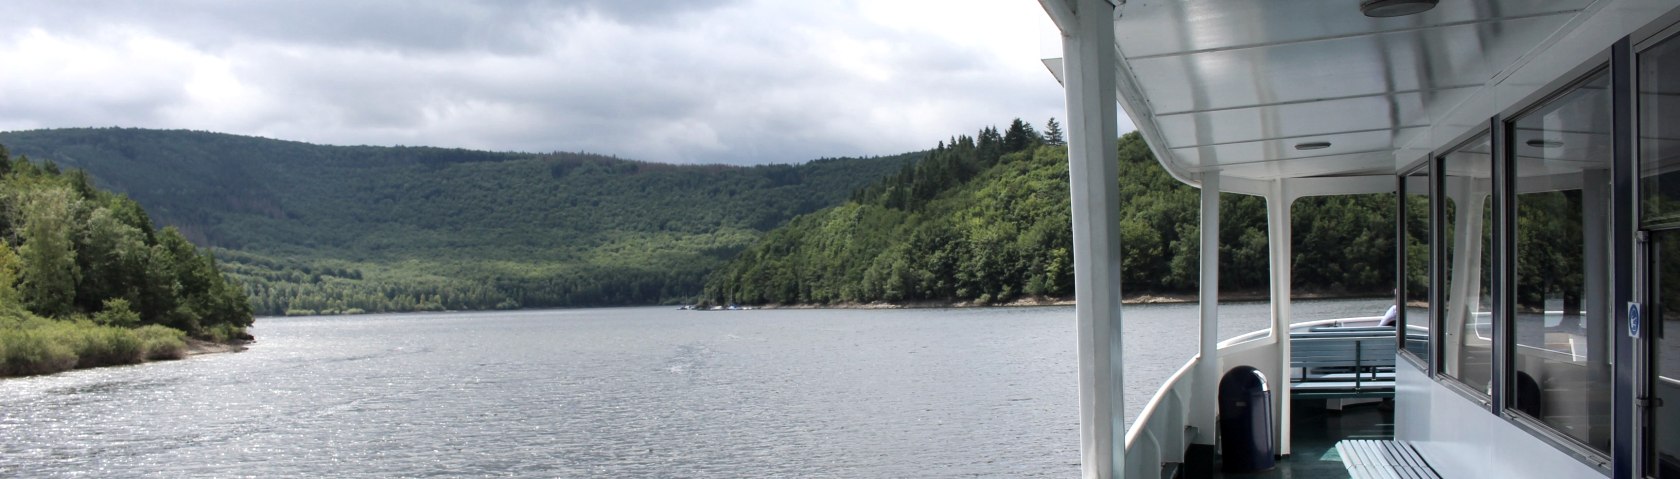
93 298 141 328
0 330 77 376
199 323 246 343
65 325 144 368
134 325 187 360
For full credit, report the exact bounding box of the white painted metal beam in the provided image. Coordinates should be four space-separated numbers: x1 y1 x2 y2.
1042 0 1125 476
1266 181 1294 456
1192 173 1221 445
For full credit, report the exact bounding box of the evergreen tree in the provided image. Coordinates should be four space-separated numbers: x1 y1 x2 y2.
1043 117 1065 146
1003 118 1040 153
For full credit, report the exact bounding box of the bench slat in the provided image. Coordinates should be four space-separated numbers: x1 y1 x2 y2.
1337 440 1441 479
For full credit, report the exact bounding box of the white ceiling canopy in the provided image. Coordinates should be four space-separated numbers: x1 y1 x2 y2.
1051 0 1596 183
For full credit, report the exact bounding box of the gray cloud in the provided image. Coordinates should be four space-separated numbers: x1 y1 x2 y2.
0 0 1068 165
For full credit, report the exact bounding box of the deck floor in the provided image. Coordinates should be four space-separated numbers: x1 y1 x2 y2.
1187 399 1395 479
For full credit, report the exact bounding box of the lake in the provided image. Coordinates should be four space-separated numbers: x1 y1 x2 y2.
0 298 1387 477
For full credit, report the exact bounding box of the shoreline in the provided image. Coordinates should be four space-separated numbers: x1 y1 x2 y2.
186 338 250 356
746 291 1387 310
0 338 251 380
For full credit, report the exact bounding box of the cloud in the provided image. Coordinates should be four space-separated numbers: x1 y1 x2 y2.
0 0 1070 165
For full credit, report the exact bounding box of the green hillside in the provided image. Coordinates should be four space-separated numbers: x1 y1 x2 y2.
705 127 1398 306
0 128 918 314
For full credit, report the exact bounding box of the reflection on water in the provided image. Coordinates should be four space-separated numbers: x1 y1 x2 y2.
0 299 1385 477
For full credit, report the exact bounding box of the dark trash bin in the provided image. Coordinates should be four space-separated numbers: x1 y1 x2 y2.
1218 365 1276 472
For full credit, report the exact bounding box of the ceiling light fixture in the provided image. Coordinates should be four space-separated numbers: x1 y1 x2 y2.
1295 141 1332 151
1526 139 1564 148
1360 0 1438 18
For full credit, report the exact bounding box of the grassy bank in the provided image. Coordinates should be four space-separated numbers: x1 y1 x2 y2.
0 312 206 377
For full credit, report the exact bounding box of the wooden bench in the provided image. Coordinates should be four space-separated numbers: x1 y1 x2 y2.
1290 327 1397 398
1336 439 1441 478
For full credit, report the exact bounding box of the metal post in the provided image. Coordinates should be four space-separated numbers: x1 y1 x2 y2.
1041 0 1124 476
1266 181 1294 456
1193 172 1221 445
1610 36 1636 479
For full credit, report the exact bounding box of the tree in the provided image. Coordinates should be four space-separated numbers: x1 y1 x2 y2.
17 187 83 317
1043 117 1065 146
1003 118 1040 153
0 241 21 310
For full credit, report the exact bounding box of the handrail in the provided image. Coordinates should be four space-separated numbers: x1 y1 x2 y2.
1126 356 1199 447
1216 316 1386 349
1123 355 1199 479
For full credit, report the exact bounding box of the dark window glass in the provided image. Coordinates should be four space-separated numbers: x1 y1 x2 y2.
1640 35 1680 475
1509 70 1612 453
1401 166 1430 360
1645 36 1680 229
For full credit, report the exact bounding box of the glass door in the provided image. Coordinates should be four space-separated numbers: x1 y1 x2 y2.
1649 230 1680 477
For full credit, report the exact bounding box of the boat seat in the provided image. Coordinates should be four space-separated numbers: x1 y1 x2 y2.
1290 328 1397 398
1336 439 1441 479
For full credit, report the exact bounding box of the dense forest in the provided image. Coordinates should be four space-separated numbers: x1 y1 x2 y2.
0 146 252 376
704 122 1397 306
0 129 917 315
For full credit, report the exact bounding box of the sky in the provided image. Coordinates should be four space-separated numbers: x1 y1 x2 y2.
0 0 1105 166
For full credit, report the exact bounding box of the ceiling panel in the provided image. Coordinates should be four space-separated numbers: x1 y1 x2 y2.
1114 0 1590 60
1214 150 1398 180
1155 93 1429 148
1129 15 1573 115
1170 128 1421 174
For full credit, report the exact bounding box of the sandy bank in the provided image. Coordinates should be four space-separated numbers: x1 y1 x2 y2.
186 338 250 356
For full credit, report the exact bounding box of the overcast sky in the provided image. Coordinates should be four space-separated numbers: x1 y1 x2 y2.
0 0 1114 165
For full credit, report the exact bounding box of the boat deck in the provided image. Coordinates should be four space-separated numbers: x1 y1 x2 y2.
1186 399 1395 479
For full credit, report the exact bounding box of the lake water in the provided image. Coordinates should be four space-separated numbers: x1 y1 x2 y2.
0 298 1387 477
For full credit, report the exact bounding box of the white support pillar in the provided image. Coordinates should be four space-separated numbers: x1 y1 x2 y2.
1192 172 1220 445
1443 179 1487 380
1583 168 1607 368
1040 0 1123 477
1266 181 1293 456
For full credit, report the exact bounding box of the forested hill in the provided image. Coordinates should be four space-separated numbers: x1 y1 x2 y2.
704 127 1397 306
0 128 918 314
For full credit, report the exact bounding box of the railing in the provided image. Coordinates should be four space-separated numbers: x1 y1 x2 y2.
1120 315 1387 476
1123 356 1198 479
1218 316 1384 349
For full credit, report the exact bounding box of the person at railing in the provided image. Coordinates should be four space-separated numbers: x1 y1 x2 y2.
1378 289 1398 327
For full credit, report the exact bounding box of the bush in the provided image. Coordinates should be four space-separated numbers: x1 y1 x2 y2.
61 324 144 368
134 325 187 360
0 329 77 376
199 323 246 343
93 298 141 328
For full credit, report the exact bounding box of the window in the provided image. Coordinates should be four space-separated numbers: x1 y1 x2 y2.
1507 70 1614 453
1401 164 1431 361
1646 35 1680 229
1440 134 1494 395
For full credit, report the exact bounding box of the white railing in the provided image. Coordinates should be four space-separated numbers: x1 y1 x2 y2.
1217 316 1385 349
1122 355 1198 479
1120 315 1388 476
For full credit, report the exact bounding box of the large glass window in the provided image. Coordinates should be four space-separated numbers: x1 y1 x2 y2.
1640 33 1680 476
1401 165 1431 360
1645 35 1680 230
1440 134 1494 395
1509 70 1613 453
